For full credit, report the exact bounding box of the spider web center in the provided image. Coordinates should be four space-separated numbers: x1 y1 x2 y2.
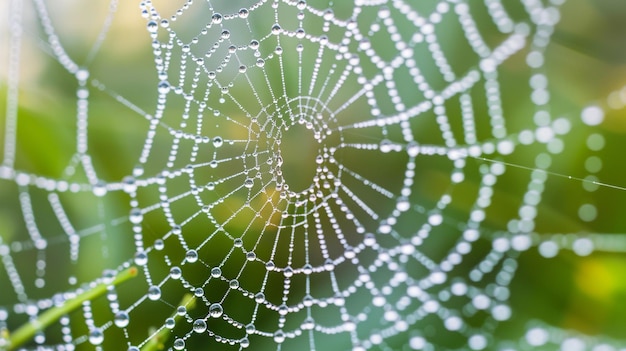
280 121 319 193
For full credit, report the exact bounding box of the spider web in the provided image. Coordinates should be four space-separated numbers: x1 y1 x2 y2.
1 0 626 350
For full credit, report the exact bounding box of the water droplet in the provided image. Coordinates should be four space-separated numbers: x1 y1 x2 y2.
194 287 204 297
581 105 604 126
407 141 420 157
158 80 170 94
344 248 355 259
160 19 169 28
173 338 185 350
334 294 345 306
324 258 334 271
209 303 223 318
271 24 282 35
254 292 265 303
92 181 107 197
278 304 289 315
193 319 207 333
238 8 249 18
302 264 313 275
444 316 462 331
378 221 392 234
89 328 104 345
114 311 129 328
233 238 243 247
186 249 198 263
147 20 158 33
274 330 286 343
244 178 254 188
134 251 148 266
302 317 315 330
297 0 306 10
122 176 136 193
265 261 275 271
363 233 376 246
246 323 256 334
295 28 306 39
256 58 265 67
240 337 250 348
212 136 223 148
129 208 143 224
211 267 222 278
152 239 165 251
229 279 240 289
221 30 230 39
103 271 115 285
170 266 182 279
323 9 334 20
359 39 371 51
75 69 89 81
147 286 161 300
283 266 293 277
165 317 176 329
249 40 259 50
246 251 256 261
211 13 223 24
396 197 411 212
379 139 393 153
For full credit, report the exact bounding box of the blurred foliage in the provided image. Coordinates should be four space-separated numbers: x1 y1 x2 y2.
2 0 626 350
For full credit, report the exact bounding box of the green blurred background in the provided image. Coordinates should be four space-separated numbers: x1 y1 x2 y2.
2 0 626 350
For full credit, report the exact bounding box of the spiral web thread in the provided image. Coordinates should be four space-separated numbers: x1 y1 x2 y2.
1 0 626 350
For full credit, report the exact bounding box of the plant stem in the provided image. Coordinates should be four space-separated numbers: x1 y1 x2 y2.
6 266 138 351
140 294 196 351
